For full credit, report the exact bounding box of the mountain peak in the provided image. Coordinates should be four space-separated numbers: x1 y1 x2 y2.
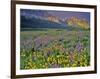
66 16 89 29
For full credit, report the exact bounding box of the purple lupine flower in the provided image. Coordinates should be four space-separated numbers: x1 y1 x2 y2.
75 42 84 52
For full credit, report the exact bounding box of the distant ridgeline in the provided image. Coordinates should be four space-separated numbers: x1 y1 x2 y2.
45 16 89 29
21 13 90 30
66 16 89 29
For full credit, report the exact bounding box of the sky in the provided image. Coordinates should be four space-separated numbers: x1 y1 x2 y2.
21 9 90 23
